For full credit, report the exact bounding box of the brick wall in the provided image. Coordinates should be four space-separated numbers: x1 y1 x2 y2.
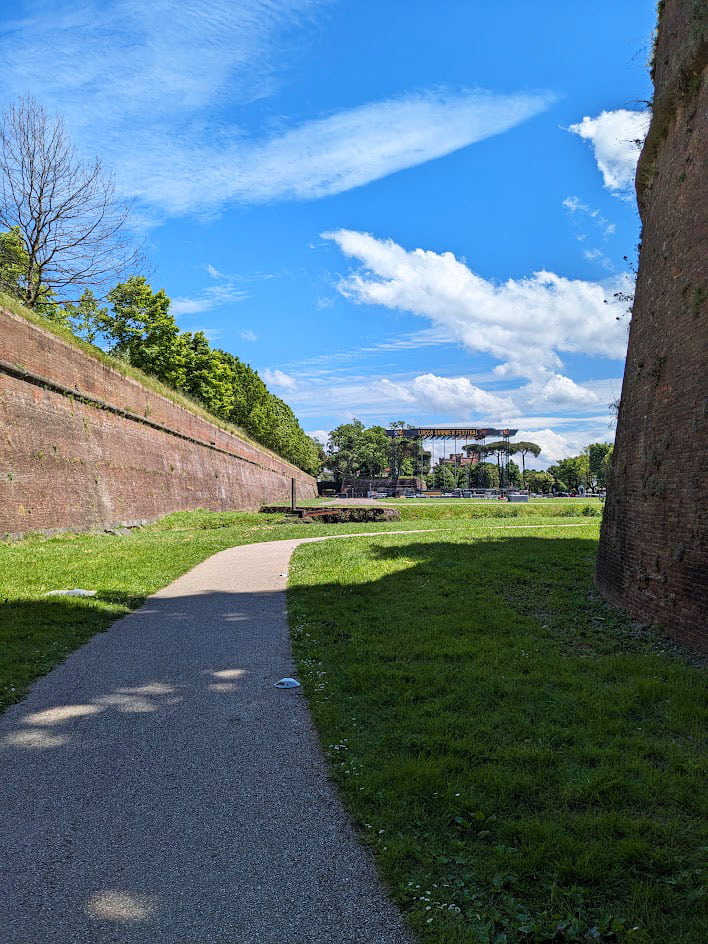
595 0 707 650
0 308 316 535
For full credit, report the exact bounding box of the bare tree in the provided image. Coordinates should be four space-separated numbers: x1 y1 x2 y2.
0 96 140 308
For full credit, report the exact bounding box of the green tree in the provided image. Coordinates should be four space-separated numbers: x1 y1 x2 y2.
357 425 390 476
100 277 188 389
484 440 512 487
525 470 554 494
513 441 541 484
0 226 27 298
61 289 107 343
600 445 614 488
433 463 457 489
388 421 418 485
586 442 613 488
507 459 522 487
469 461 500 489
0 226 63 318
326 420 367 483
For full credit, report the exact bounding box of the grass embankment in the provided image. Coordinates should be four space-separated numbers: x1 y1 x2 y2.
0 503 585 712
288 522 706 944
0 291 286 463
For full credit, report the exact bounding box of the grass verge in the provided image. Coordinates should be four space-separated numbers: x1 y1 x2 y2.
0 504 624 713
288 523 706 944
0 508 441 712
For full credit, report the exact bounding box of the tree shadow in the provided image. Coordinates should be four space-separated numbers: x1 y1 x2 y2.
0 534 701 942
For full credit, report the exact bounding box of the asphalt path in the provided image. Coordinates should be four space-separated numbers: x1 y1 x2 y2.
0 533 432 944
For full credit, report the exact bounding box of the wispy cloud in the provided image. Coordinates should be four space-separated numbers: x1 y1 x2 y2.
241 329 258 342
118 88 556 214
0 6 556 216
582 247 614 271
171 283 248 317
1 1 320 119
562 195 616 237
568 109 650 197
322 229 631 384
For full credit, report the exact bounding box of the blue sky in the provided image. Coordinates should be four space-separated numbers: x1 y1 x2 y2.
1 0 657 466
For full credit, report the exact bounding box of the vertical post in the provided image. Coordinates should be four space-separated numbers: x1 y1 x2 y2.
291 477 297 512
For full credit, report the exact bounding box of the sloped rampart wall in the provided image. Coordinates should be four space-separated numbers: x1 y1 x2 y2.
0 308 316 535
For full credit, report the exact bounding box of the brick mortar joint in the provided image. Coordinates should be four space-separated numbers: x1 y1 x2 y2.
0 306 310 480
0 358 312 482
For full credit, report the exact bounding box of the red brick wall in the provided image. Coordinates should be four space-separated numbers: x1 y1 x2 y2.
0 308 316 535
595 0 707 650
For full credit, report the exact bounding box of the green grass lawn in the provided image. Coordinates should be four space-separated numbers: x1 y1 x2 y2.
1 506 704 943
1 503 580 711
288 523 707 944
0 507 448 713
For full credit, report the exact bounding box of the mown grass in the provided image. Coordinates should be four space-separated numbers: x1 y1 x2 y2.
288 523 707 944
0 508 430 712
0 504 619 713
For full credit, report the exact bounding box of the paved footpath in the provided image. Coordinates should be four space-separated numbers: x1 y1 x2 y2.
0 534 432 944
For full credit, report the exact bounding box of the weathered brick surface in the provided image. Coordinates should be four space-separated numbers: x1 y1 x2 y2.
0 309 316 535
596 0 707 651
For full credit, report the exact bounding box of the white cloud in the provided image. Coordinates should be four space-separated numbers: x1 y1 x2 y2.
562 195 615 237
0 5 555 216
171 297 216 316
513 428 579 465
263 368 297 389
568 109 650 195
306 429 330 445
524 374 600 408
408 373 515 416
170 283 248 317
118 88 556 214
206 264 225 279
1 1 319 121
582 248 614 271
323 229 631 382
240 329 258 342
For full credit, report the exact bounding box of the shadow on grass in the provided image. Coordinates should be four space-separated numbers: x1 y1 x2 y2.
288 534 707 943
0 533 704 943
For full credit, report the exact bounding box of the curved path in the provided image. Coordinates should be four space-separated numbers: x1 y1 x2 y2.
1 531 438 944
0 522 590 941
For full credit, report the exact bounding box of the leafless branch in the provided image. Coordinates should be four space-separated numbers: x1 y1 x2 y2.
0 96 142 307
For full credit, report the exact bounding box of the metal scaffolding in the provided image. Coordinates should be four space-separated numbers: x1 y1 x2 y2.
386 425 519 489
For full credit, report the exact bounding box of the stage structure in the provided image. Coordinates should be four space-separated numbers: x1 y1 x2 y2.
386 426 519 488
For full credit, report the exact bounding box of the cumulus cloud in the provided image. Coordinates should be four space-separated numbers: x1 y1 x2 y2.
513 428 580 465
366 373 515 419
262 368 297 389
240 329 258 342
323 229 631 382
523 374 600 408
568 109 650 195
411 374 515 415
306 429 330 445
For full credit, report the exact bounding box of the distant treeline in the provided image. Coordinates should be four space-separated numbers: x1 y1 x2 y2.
1 230 322 473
